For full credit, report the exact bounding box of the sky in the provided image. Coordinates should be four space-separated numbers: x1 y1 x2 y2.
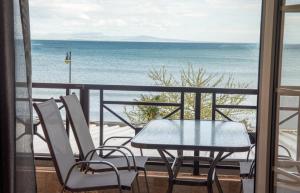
29 0 265 43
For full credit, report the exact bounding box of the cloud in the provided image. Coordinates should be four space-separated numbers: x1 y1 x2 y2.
29 0 263 43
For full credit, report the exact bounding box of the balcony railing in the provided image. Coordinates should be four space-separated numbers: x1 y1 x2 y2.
32 83 300 177
32 82 258 173
33 82 258 135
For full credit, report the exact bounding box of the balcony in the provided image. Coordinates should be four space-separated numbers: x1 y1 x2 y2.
32 82 258 193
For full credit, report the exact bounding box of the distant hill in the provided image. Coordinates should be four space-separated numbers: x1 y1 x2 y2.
32 33 190 43
121 35 188 43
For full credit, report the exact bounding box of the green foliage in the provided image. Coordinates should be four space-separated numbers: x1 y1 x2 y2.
124 65 252 127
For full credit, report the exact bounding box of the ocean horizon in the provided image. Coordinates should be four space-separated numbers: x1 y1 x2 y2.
32 40 261 85
31 40 299 122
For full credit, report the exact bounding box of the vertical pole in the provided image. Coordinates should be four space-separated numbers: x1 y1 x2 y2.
193 92 201 175
65 88 70 136
80 87 89 125
100 90 104 147
195 93 201 120
297 97 300 160
178 92 185 157
180 92 184 119
99 90 104 157
69 51 72 83
212 93 216 121
210 93 217 158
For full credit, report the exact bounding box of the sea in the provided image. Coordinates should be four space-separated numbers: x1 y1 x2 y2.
31 40 300 123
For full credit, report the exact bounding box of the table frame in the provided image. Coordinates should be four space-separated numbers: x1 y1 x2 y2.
131 120 251 193
157 149 225 193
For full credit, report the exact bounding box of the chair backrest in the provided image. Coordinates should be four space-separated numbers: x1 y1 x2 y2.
60 94 96 158
33 99 76 184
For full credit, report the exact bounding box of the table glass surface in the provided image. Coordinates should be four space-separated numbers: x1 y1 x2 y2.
131 119 251 152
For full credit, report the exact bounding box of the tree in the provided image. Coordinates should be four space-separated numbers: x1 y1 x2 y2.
124 65 252 128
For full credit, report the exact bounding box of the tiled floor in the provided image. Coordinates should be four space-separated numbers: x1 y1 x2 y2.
36 167 241 193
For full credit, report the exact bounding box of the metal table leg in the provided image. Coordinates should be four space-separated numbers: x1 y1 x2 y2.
158 149 224 193
207 151 224 193
158 149 175 193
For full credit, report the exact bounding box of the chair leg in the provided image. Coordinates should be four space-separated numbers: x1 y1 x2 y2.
143 169 150 193
215 174 223 193
136 176 141 193
207 184 213 193
240 180 243 193
167 180 173 193
132 184 136 193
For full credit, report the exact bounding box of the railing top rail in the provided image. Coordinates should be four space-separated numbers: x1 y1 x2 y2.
32 82 258 94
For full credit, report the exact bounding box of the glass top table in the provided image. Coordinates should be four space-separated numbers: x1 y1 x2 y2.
131 119 251 193
132 119 251 152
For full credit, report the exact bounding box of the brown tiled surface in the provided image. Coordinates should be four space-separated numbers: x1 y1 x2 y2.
36 167 241 193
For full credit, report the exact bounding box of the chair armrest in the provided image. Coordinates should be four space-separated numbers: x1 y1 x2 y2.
249 160 256 178
103 136 133 145
98 145 137 171
246 144 292 161
279 144 292 158
246 144 256 161
62 160 121 192
84 147 131 171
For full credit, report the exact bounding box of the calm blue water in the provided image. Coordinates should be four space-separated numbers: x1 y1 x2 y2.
32 40 260 86
31 40 300 122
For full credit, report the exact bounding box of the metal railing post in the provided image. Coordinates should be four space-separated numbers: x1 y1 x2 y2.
193 92 201 175
297 97 300 160
180 92 184 119
99 90 104 157
212 93 216 121
210 93 217 158
195 92 201 120
100 90 104 147
80 87 90 125
65 88 70 136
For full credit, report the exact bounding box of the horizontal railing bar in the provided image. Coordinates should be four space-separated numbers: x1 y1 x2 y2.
281 86 300 90
280 107 299 111
103 100 181 106
32 82 83 89
32 82 258 94
33 155 240 170
278 88 300 96
216 105 257 109
16 97 31 102
33 98 61 103
282 4 300 12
